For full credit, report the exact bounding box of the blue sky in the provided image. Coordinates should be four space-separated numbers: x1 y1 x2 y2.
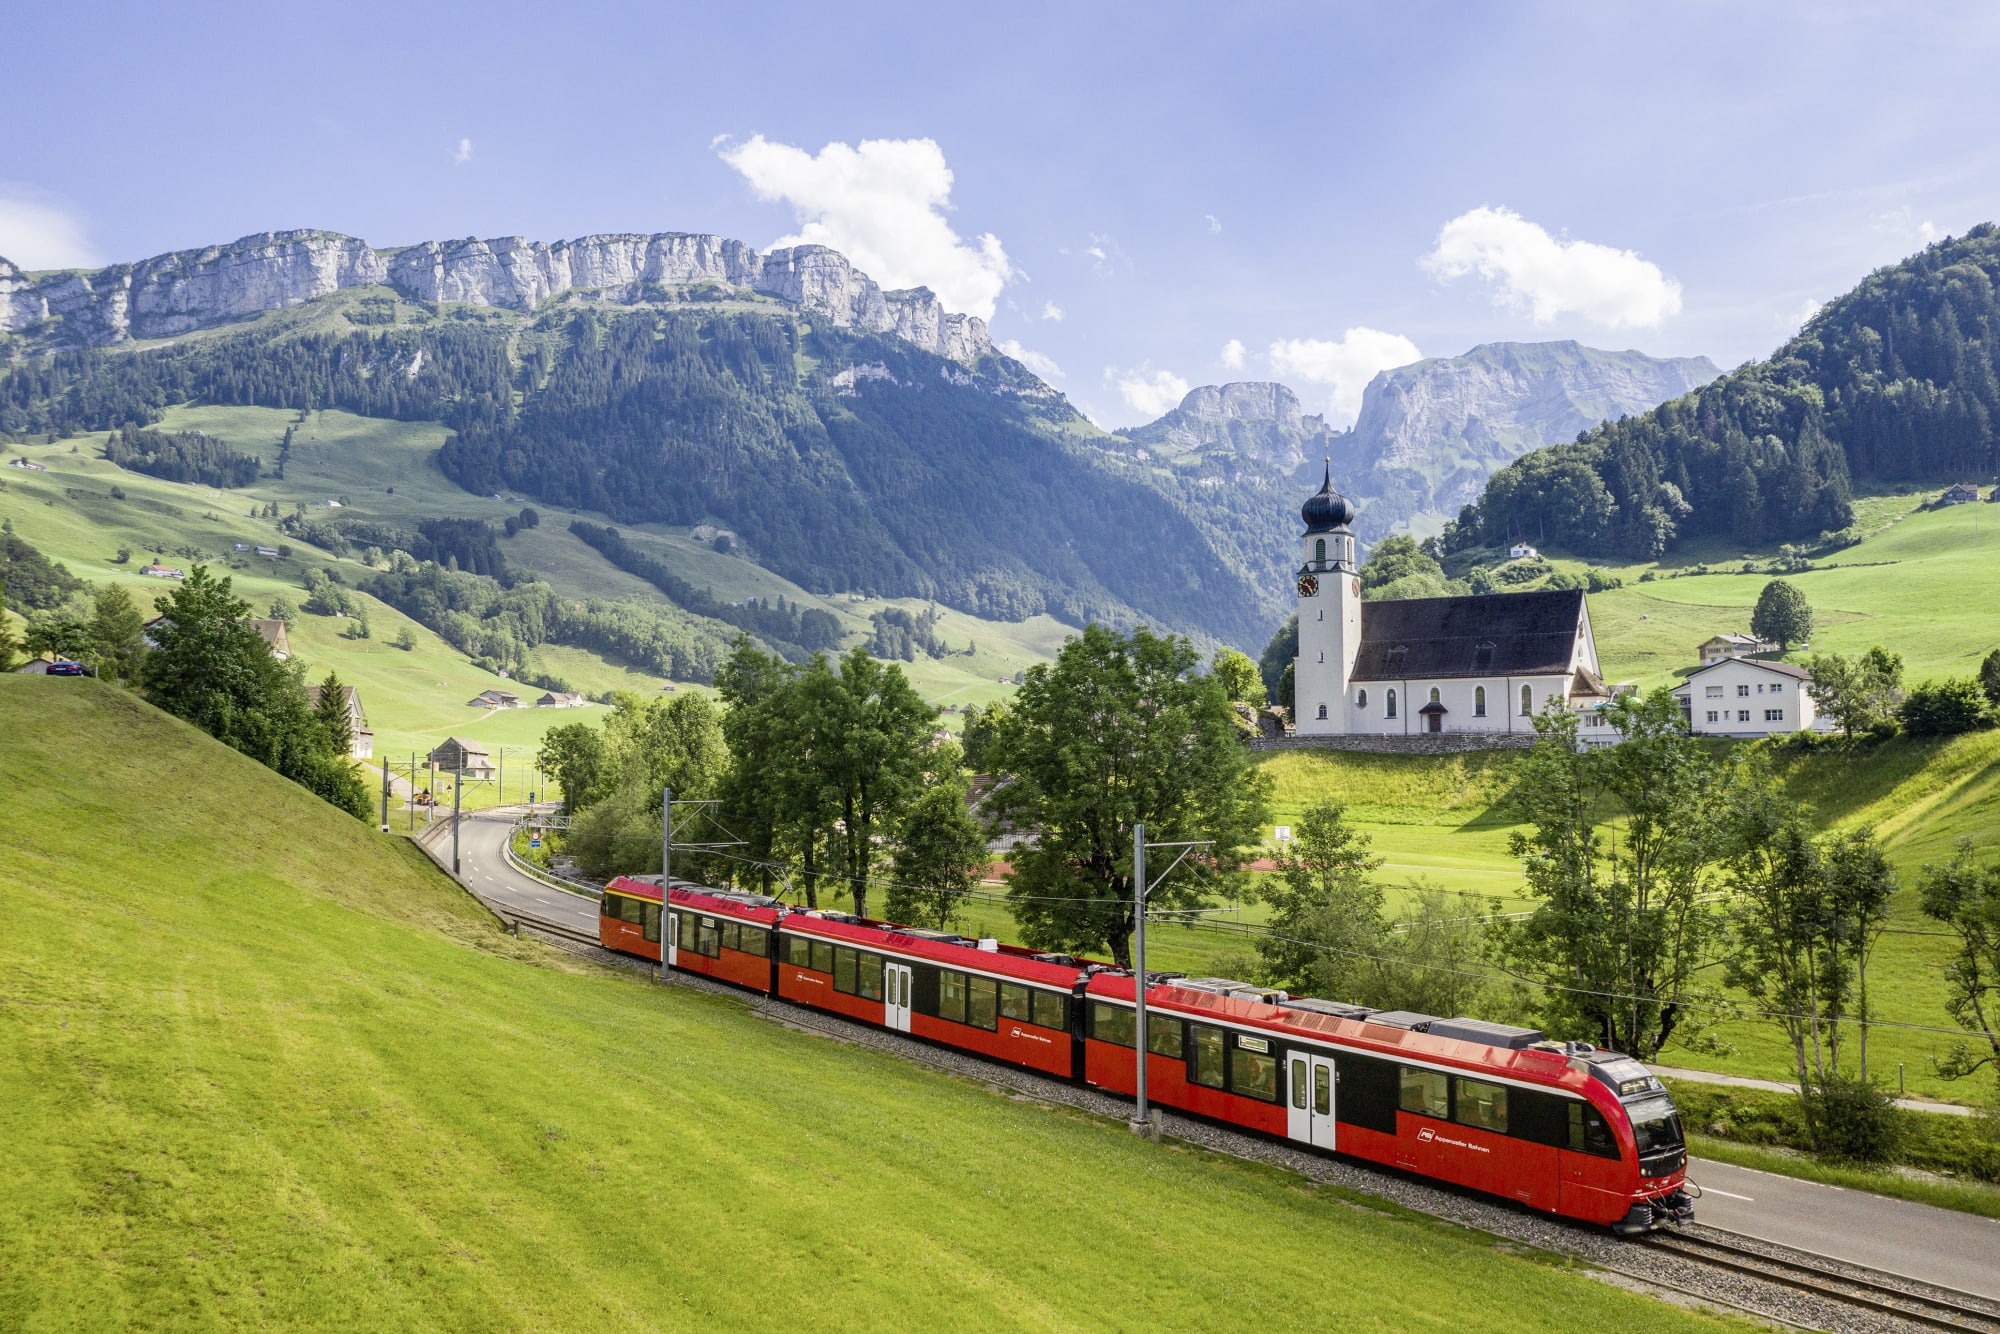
8 1 2000 428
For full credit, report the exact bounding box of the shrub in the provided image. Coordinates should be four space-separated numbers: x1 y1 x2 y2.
1498 557 1550 585
1586 569 1624 592
1805 1075 1901 1163
1899 678 1993 735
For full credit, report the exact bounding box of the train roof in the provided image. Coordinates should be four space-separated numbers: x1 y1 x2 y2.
609 877 788 924
781 911 1091 988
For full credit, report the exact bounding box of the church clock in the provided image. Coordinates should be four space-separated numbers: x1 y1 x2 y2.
1296 573 1320 597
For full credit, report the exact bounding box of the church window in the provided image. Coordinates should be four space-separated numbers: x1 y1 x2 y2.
1356 689 1368 709
1316 704 1328 720
1474 686 1487 717
1317 652 1324 663
1315 538 1326 564
1520 685 1533 717
1428 687 1441 704
1386 689 1398 719
1317 610 1324 621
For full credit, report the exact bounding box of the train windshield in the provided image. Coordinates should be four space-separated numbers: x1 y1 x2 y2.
1625 1095 1685 1155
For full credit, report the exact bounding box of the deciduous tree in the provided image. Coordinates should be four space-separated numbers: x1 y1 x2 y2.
1919 841 2000 1100
1752 579 1815 652
887 763 989 930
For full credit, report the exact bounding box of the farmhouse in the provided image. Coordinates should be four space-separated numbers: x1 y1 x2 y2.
536 690 588 708
1696 632 1774 665
1507 542 1540 560
1672 658 1818 738
139 563 185 579
1941 483 1982 505
248 618 291 661
467 688 521 709
304 682 373 759
6 457 47 471
1292 466 1612 740
427 737 495 779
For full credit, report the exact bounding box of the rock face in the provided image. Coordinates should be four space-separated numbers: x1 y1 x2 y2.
0 229 994 364
1118 381 1328 474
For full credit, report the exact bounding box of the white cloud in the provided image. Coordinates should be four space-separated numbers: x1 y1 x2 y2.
998 338 1064 381
1874 206 1942 247
1108 364 1191 421
0 190 98 270
1039 301 1064 322
1267 327 1421 426
454 137 474 164
1219 338 1246 370
718 133 1013 320
1422 205 1682 329
1204 214 1222 235
1781 298 1824 332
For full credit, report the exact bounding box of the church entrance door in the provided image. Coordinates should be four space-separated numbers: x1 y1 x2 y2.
1426 713 1441 734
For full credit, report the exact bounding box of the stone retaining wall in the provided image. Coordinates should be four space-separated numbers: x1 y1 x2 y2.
1247 732 1538 755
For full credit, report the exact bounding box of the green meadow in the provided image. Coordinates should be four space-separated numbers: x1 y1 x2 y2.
0 676 1741 1332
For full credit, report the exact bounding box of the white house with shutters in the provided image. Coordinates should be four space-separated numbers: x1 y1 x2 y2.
1671 658 1818 738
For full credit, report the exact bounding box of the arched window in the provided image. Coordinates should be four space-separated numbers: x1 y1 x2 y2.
1315 703 1328 720
1386 689 1398 719
1429 687 1441 704
1474 685 1486 717
1520 684 1533 716
1314 538 1326 564
1356 689 1368 709
1317 651 1325 663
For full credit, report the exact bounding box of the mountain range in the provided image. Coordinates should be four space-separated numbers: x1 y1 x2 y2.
0 228 1720 651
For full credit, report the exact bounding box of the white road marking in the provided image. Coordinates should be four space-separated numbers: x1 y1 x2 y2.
1701 1186 1755 1202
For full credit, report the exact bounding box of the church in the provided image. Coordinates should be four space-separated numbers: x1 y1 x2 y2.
1292 465 1612 738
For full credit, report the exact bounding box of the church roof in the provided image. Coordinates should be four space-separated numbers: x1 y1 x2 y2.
1351 588 1587 682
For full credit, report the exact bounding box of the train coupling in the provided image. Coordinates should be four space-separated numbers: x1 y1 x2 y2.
1612 1189 1695 1235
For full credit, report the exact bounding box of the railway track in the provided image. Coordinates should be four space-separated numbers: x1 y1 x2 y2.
1641 1230 2000 1332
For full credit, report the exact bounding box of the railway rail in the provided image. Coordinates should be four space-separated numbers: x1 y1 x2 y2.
1641 1230 2000 1332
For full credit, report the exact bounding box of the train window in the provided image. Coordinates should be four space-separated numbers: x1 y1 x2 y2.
1314 1063 1331 1116
599 894 618 918
678 911 697 952
619 896 644 925
1399 1068 1450 1119
1291 1059 1308 1109
1089 1001 1134 1047
967 976 999 1031
1032 990 1067 1032
1508 1090 1569 1147
1454 1078 1507 1134
1333 1054 1400 1136
642 903 661 944
1231 1045 1278 1102
1627 1096 1684 1158
737 927 768 958
1146 1014 1183 1058
834 946 858 994
1191 1025 1226 1089
1568 1102 1619 1159
999 983 1032 1023
810 940 835 975
720 921 740 952
698 917 720 958
857 953 883 1001
939 971 968 1024
786 934 810 968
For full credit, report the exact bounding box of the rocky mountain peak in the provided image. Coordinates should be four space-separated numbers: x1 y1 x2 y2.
1119 381 1328 474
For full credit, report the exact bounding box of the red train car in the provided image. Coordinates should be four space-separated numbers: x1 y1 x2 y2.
595 875 1690 1234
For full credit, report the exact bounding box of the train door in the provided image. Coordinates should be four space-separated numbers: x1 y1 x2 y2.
886 962 913 1032
1286 1053 1337 1150
665 910 678 967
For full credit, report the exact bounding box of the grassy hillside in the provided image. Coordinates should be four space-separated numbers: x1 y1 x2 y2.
0 676 1734 1331
0 407 1059 758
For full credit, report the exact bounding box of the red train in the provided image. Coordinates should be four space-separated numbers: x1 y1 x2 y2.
598 874 1693 1234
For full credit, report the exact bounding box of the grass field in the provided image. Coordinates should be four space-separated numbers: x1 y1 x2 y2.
0 676 1742 1331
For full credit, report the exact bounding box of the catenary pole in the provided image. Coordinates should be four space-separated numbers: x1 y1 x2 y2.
451 765 462 875
379 754 390 832
1131 821 1149 1136
660 784 673 982
408 752 416 831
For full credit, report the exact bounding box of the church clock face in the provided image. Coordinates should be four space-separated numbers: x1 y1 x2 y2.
1297 573 1320 597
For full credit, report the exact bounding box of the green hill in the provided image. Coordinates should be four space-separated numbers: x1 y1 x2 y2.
0 676 1731 1330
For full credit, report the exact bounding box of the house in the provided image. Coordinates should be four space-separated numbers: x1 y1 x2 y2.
255 546 280 557
233 543 252 552
305 682 374 759
467 688 521 709
248 618 291 661
1507 542 1540 560
1293 466 1612 739
536 690 588 708
1696 632 1774 665
6 457 47 471
1672 658 1818 738
427 737 495 779
1941 483 1982 505
139 563 185 579
660 682 677 692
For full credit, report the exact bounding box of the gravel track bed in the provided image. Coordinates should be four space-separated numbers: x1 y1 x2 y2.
513 928 1946 1331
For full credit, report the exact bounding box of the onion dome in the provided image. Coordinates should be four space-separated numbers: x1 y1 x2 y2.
1301 458 1356 532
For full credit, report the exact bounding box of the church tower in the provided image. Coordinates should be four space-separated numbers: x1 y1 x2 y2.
1294 460 1360 735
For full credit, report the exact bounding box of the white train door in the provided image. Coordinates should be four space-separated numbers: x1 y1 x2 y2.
886 962 913 1032
664 909 678 967
1288 1053 1336 1150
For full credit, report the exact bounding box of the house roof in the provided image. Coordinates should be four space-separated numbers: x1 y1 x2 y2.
1674 657 1814 686
249 618 289 649
1349 588 1587 683
435 736 492 761
306 683 361 710
1701 632 1764 647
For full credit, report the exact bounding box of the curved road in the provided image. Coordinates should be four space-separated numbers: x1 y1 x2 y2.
439 813 1999 1299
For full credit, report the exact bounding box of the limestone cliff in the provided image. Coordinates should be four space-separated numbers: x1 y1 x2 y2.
1116 382 1327 475
0 229 993 364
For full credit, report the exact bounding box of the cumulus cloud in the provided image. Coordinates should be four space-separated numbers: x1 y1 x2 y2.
0 190 99 270
1108 365 1191 421
1422 205 1682 328
1267 328 1421 426
1874 206 1942 247
454 137 474 164
1205 214 1222 235
999 338 1064 381
1040 301 1064 322
1219 338 1246 370
719 134 1013 320
1781 298 1824 332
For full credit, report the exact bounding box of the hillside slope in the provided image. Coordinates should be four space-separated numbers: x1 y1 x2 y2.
0 677 1726 1330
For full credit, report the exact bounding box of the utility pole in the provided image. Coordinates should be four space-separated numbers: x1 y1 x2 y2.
379 755 390 832
1132 822 1149 1137
451 767 462 875
660 784 672 982
408 751 417 831
497 746 505 807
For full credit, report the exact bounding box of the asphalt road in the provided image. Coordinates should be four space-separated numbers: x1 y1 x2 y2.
440 815 1998 1298
1686 1156 2000 1298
